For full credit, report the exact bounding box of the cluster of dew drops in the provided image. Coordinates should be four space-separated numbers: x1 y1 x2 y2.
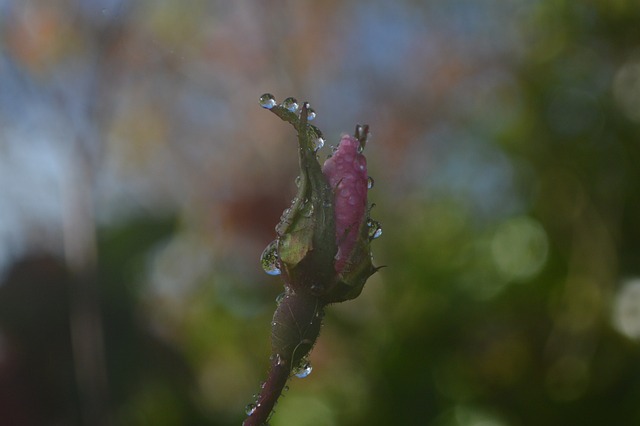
258 93 382 277
259 93 324 150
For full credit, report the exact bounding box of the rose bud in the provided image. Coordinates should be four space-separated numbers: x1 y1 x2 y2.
259 98 379 302
246 95 381 426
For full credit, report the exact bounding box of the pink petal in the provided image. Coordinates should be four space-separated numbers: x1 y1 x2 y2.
322 135 368 273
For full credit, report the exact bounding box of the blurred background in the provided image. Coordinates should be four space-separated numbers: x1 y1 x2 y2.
1 0 640 425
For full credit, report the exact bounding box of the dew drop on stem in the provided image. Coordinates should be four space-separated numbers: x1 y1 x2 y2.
245 403 257 416
273 353 287 367
294 361 313 378
367 176 375 189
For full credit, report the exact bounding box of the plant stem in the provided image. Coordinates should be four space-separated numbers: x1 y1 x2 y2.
244 291 325 425
243 356 290 426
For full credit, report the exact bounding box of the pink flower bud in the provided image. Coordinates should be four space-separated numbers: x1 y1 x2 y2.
322 135 368 273
259 95 378 302
248 97 382 426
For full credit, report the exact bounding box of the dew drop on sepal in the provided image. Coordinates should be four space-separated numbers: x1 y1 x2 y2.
313 137 325 152
302 201 315 217
372 227 382 239
275 204 294 234
367 176 375 189
281 97 299 112
259 93 277 109
260 240 281 275
367 219 382 240
306 108 316 121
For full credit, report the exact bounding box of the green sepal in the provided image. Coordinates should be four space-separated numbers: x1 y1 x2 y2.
270 103 337 293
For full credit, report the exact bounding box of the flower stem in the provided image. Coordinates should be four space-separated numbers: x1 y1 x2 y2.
242 356 290 426
244 291 325 425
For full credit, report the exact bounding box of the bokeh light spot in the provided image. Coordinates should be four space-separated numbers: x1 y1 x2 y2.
491 216 548 282
612 278 640 340
613 60 640 122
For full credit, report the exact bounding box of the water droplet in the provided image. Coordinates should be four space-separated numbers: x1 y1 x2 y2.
367 176 375 189
245 403 257 416
275 292 286 304
295 175 301 187
310 283 323 294
281 97 299 112
313 137 325 151
259 93 277 109
306 108 316 121
278 207 291 224
294 361 313 378
274 354 287 366
367 219 383 240
260 240 281 275
260 381 266 389
357 143 364 154
303 202 315 217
